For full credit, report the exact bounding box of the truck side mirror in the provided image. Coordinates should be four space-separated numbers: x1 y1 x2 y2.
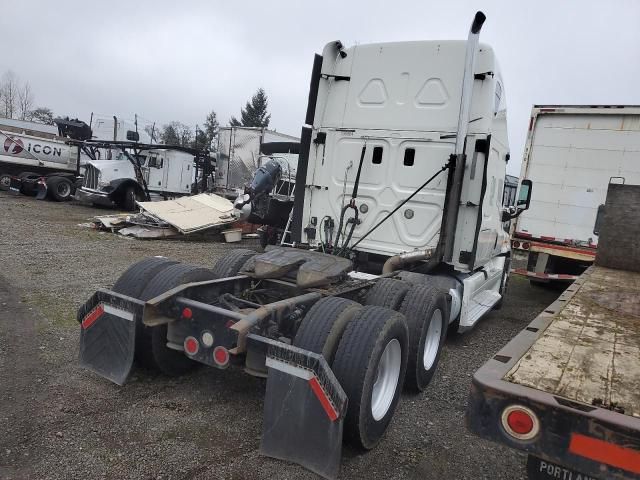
517 179 532 210
593 204 605 236
126 130 140 142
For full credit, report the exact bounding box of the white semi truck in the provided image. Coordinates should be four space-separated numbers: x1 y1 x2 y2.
76 12 531 478
76 145 201 210
511 105 640 283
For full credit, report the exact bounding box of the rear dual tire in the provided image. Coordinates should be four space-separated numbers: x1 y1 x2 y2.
332 306 408 449
293 296 362 364
365 278 448 392
137 263 218 375
294 299 410 450
87 257 218 376
399 284 448 392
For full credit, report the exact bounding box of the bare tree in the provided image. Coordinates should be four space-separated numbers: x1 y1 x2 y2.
160 121 193 147
18 82 33 120
144 124 160 143
1 71 19 119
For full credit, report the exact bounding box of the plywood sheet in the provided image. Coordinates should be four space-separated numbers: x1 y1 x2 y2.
137 194 238 234
506 267 640 418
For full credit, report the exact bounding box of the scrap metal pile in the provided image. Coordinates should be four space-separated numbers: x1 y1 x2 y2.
90 193 240 238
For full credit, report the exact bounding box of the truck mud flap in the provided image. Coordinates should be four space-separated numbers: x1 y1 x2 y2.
8 177 21 195
35 181 47 200
248 335 348 480
78 289 144 385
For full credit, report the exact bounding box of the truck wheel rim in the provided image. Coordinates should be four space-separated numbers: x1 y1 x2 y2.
58 183 71 197
423 309 443 370
0 175 9 188
371 338 401 421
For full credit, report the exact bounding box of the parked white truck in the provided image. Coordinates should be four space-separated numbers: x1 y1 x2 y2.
512 105 640 283
76 145 202 210
76 12 531 479
0 118 88 200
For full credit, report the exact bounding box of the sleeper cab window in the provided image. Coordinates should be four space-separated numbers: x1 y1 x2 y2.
372 146 383 164
404 148 415 166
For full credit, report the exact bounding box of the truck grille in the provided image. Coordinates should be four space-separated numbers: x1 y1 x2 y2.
84 165 99 189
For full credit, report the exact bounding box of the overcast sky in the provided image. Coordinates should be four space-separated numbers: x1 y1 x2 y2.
2 0 639 175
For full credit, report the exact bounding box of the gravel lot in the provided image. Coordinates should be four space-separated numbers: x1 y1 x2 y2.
0 192 560 480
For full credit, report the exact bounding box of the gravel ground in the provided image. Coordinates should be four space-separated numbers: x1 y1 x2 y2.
0 192 560 480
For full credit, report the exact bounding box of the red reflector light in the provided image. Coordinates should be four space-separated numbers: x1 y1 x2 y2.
513 241 521 249
213 346 229 366
507 410 533 435
82 304 104 329
522 242 530 250
501 405 539 441
184 336 199 355
182 307 193 320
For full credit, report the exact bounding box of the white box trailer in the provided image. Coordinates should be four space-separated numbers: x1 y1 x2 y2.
512 105 640 282
216 126 299 196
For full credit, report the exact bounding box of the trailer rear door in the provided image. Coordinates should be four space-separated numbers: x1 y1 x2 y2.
517 108 640 244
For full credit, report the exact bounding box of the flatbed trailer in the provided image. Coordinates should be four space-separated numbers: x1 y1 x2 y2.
467 183 640 480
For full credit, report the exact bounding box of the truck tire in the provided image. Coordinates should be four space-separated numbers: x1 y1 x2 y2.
112 257 179 296
293 297 362 364
0 173 11 191
364 278 410 310
17 172 40 195
138 263 218 376
77 256 178 322
332 305 409 449
399 284 448 392
47 176 74 201
211 249 256 278
119 186 140 211
76 257 178 357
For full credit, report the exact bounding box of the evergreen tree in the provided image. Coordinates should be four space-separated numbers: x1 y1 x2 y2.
203 110 219 149
229 88 270 128
192 127 208 150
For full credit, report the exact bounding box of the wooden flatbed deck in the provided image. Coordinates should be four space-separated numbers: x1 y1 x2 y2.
506 266 640 418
